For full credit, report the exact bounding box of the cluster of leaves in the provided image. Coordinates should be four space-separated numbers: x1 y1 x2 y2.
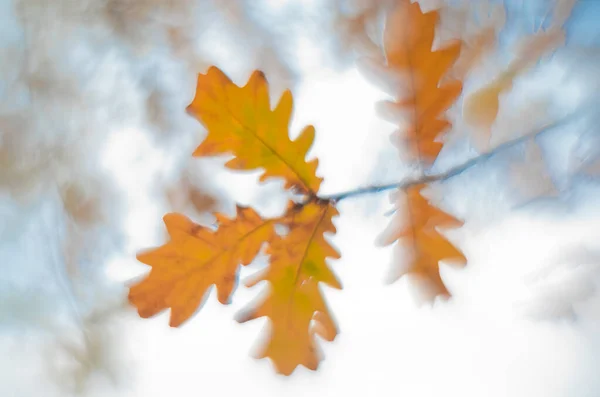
127 0 581 375
129 67 340 375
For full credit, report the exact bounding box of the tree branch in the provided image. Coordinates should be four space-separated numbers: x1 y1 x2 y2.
321 107 587 203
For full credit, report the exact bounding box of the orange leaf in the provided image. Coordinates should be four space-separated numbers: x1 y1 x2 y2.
462 72 516 149
463 0 575 147
381 0 462 163
129 207 275 327
187 66 322 195
379 185 465 297
135 65 343 375
236 200 341 375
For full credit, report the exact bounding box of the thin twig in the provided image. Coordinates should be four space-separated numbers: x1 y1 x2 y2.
321 107 587 203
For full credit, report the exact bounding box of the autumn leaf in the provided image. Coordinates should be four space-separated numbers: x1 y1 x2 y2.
363 1 466 298
378 0 462 163
236 199 341 375
462 30 564 149
130 65 343 375
378 185 465 297
461 70 516 150
129 207 275 327
463 0 575 147
187 66 322 195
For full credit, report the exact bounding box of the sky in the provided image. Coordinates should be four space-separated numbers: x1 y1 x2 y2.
1 1 600 397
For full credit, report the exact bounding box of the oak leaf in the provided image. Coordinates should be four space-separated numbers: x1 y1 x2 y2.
129 207 274 327
378 185 465 297
463 0 575 148
187 66 322 195
236 199 341 375
130 66 342 375
379 0 462 163
364 1 466 299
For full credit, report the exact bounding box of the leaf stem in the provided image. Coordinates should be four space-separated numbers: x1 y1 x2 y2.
321 108 587 203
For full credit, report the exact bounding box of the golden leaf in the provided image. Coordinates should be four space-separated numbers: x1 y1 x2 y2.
187 66 322 195
379 185 465 297
236 200 341 375
132 66 343 375
364 0 467 299
380 0 462 163
129 207 275 327
462 70 517 149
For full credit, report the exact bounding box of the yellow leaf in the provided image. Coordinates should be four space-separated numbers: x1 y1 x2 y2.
187 67 322 195
237 200 341 375
133 66 343 376
379 185 465 297
381 0 462 163
129 207 275 327
462 71 517 150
